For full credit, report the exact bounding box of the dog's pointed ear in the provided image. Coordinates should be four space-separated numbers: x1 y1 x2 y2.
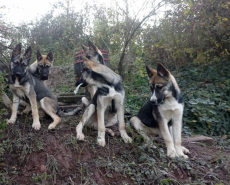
145 65 154 79
37 50 42 61
98 54 105 65
157 63 169 78
12 43 22 57
24 46 32 61
88 40 98 51
81 44 88 52
47 52 53 62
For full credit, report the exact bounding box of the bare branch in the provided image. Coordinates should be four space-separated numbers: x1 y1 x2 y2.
118 1 165 77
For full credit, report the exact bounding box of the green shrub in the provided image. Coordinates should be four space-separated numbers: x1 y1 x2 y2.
177 61 230 136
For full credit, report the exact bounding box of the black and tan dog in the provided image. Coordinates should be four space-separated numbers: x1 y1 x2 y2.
130 63 190 158
81 41 105 103
7 43 61 130
29 50 54 83
75 56 132 146
81 41 105 65
1 50 54 110
20 50 54 114
79 41 118 137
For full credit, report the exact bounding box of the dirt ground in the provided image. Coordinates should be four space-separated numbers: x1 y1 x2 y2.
0 110 230 185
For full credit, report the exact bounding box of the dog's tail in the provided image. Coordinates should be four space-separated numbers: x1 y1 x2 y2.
58 106 82 117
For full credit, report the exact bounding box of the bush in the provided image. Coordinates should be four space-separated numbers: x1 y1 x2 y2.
177 61 230 136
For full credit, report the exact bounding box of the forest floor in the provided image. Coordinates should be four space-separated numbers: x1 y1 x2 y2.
0 67 230 185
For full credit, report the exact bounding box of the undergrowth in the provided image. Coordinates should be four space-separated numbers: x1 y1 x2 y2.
177 61 230 136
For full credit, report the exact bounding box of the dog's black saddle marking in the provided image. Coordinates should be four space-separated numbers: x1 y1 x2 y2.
90 70 112 86
171 84 183 104
90 86 109 108
85 68 124 92
114 81 124 92
137 100 172 128
137 100 159 128
98 86 109 95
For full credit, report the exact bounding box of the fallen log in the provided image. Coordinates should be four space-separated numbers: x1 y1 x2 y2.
59 104 82 110
183 135 215 146
57 95 83 103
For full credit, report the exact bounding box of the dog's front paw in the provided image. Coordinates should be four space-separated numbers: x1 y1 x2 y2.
7 118 16 125
167 149 177 158
121 134 132 143
182 146 190 155
178 154 189 159
77 132 85 140
175 146 189 159
48 123 56 130
97 138 106 147
32 121 41 130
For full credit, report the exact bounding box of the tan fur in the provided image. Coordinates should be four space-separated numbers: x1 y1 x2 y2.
82 56 120 85
148 65 180 92
40 98 61 129
81 44 88 51
149 67 168 85
83 56 97 69
37 55 53 67
82 42 103 64
29 53 53 75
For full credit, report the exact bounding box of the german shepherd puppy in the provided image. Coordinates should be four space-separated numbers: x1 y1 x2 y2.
81 41 105 102
75 56 132 146
130 63 190 158
7 43 61 130
1 50 53 111
20 50 54 114
81 41 105 65
29 50 54 82
80 41 118 136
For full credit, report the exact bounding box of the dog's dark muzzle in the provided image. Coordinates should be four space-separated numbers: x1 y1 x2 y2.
150 97 165 105
12 67 24 78
40 68 49 80
14 71 23 77
40 74 48 80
